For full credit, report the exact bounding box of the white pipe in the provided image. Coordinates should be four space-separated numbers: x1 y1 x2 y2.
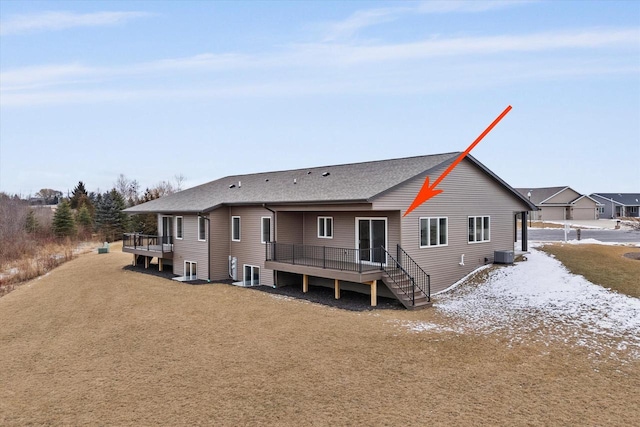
459 254 465 266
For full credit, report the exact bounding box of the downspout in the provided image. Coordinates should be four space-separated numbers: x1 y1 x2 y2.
200 213 211 282
263 204 277 287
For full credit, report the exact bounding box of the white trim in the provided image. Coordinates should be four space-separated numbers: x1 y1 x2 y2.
175 216 183 240
317 216 333 239
184 260 197 280
197 216 207 242
243 264 260 286
538 186 571 204
419 217 448 248
354 217 388 265
468 216 491 244
261 216 272 244
231 216 241 242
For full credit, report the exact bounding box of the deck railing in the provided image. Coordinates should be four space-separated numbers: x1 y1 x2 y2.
123 233 173 253
266 242 384 273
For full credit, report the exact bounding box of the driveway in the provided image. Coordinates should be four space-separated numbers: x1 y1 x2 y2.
522 228 640 243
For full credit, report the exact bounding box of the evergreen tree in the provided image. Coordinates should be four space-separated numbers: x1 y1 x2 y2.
52 200 76 237
70 181 88 209
130 188 159 235
95 189 130 241
25 209 39 234
76 204 93 235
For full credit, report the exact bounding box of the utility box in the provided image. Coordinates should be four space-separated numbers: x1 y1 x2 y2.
494 250 514 264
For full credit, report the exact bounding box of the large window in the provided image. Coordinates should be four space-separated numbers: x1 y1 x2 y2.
243 265 260 286
318 216 333 239
184 261 197 280
232 216 241 242
468 216 490 243
420 217 447 247
261 217 272 243
198 216 207 241
176 216 183 239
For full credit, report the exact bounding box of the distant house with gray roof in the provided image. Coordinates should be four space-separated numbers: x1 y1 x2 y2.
590 193 640 218
515 186 600 221
124 153 535 309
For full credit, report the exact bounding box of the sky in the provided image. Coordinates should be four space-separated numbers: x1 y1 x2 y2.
1 0 639 198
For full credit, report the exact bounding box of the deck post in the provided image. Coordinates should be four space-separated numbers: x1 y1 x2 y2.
132 254 136 266
159 258 163 272
370 280 377 307
303 274 308 293
334 279 340 299
145 256 149 269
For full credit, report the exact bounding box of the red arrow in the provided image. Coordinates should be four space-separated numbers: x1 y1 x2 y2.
403 105 513 217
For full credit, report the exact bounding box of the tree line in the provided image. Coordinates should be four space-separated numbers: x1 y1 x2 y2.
0 174 184 266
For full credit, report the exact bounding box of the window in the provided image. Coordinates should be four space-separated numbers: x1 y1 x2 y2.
176 216 183 239
184 261 197 280
261 217 272 243
318 216 333 238
243 265 260 286
198 216 207 241
232 216 241 241
420 217 447 247
468 216 490 243
598 207 605 214
630 207 639 214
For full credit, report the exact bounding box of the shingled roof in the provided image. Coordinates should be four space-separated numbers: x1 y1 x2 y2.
515 186 572 205
592 193 640 206
126 152 533 214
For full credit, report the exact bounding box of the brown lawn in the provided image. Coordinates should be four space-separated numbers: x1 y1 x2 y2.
0 244 638 426
540 243 640 298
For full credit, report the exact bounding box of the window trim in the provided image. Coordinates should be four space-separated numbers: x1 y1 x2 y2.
243 264 260 286
231 216 241 242
175 216 183 240
184 260 197 280
261 216 272 244
419 217 448 248
317 216 333 239
468 216 491 244
197 216 207 242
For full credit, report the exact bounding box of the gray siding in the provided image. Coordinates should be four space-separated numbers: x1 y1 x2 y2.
275 211 303 244
210 207 230 281
172 215 209 279
229 206 275 286
301 211 400 250
372 158 531 294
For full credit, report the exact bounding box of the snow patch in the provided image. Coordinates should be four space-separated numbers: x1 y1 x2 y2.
401 248 640 361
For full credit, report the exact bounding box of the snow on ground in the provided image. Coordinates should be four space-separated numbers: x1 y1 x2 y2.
401 247 640 362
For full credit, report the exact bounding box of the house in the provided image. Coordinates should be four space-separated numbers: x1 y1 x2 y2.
124 152 535 309
590 193 640 218
515 186 601 221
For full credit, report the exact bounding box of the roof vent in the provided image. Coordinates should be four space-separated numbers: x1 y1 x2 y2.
307 171 312 174
265 179 269 182
322 172 330 177
238 181 241 188
229 184 236 189
294 179 297 185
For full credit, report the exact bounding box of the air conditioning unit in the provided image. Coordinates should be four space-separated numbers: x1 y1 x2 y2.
494 250 514 264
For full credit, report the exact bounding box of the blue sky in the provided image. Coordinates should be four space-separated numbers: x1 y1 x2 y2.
1 0 638 197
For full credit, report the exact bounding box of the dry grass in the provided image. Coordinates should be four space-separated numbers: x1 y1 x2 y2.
0 244 638 426
0 240 98 297
540 243 640 298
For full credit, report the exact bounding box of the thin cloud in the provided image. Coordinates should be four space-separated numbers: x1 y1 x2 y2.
323 1 537 41
1 28 637 107
0 11 151 35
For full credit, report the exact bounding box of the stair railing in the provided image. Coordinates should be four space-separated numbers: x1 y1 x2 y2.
380 246 416 305
395 244 430 302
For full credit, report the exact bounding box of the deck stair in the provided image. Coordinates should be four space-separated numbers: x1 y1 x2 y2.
380 246 431 310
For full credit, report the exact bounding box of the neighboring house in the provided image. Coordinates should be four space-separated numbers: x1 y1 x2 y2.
590 193 640 218
124 153 535 309
515 186 600 221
